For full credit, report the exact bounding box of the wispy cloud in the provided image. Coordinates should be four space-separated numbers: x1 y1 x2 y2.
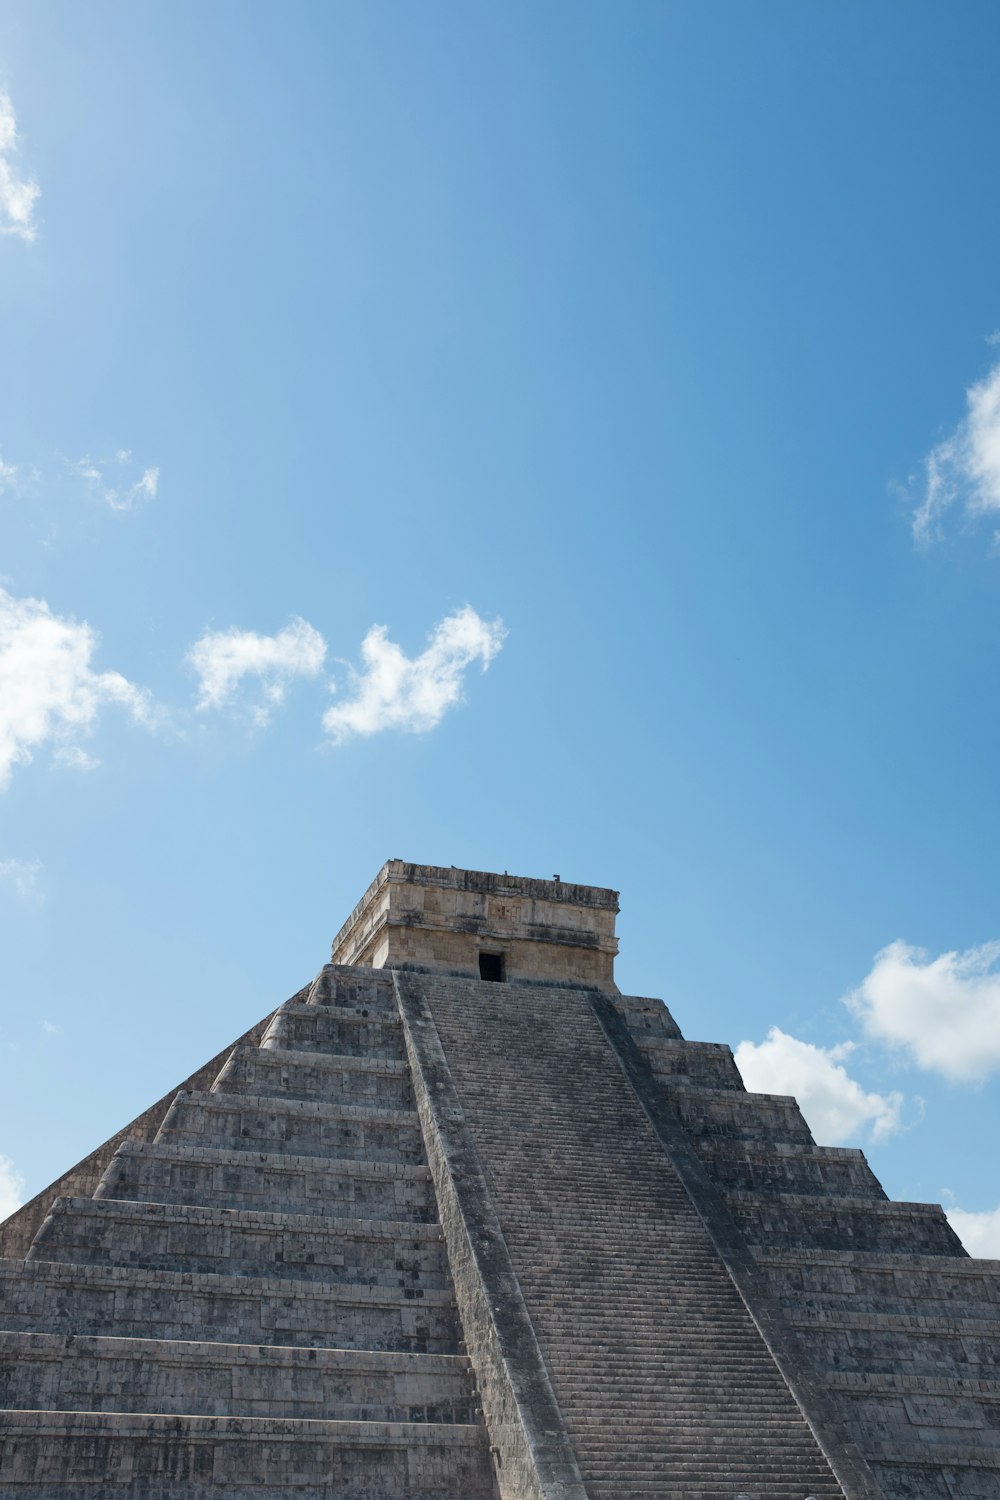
0 856 42 900
846 938 1000 1084
0 1154 25 1222
0 453 19 493
53 744 100 772
76 451 159 513
913 356 1000 543
188 617 327 726
323 606 506 744
0 585 156 788
0 91 39 243
945 1203 1000 1259
41 1019 62 1036
734 1026 904 1146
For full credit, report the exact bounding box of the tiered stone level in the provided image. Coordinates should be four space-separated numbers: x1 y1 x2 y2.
2 860 997 1499
608 992 1000 1500
0 967 497 1499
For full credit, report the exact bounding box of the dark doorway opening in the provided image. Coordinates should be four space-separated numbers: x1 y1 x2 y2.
479 952 505 982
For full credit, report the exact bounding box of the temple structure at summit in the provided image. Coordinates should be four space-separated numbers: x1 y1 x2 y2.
0 860 996 1499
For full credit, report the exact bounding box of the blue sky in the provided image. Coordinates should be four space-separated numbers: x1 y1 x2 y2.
2 1 1000 1251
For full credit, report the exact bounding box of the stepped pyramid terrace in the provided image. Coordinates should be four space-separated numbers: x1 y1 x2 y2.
0 860 997 1500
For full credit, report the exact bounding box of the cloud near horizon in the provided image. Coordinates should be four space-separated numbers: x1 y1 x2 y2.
846 938 1000 1083
187 617 327 726
0 1154 25 1222
734 1026 904 1146
0 91 39 243
322 606 507 744
945 1203 1000 1259
913 356 1000 542
0 453 19 492
0 585 155 788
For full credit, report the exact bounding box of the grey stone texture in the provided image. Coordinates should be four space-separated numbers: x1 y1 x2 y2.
0 964 498 1497
601 990 1000 1500
1 860 997 1499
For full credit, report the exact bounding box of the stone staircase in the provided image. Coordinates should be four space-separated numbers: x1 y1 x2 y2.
4 943 996 1499
609 993 1000 1500
421 973 847 1500
0 966 497 1499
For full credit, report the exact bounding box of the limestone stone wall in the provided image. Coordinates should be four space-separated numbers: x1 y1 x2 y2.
332 860 619 988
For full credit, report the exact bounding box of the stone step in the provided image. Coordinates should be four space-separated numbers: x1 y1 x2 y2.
0 1331 477 1423
636 1038 744 1091
732 1190 964 1256
780 1304 1000 1377
28 1197 448 1288
772 1282 1000 1325
305 965 399 1016
866 1441 1000 1488
693 1138 886 1198
755 1245 1000 1314
156 1090 422 1163
0 1257 459 1353
421 974 845 1498
261 1003 404 1060
585 1489 843 1499
0 1409 494 1497
211 1045 413 1111
609 994 683 1039
827 1370 1000 1399
827 1373 1000 1449
666 1085 815 1144
585 1490 843 1500
96 1139 434 1220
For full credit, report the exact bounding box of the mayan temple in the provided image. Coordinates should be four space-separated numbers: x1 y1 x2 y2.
0 862 996 1499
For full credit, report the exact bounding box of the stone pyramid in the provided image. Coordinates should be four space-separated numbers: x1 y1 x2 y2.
0 861 996 1499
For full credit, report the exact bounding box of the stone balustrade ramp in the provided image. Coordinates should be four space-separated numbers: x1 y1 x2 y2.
418 973 848 1500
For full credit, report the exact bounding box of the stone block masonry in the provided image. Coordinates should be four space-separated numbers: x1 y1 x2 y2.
1 860 997 1499
0 965 499 1497
419 972 849 1500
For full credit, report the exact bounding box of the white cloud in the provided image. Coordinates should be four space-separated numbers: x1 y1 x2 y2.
323 605 506 744
110 466 158 513
0 1154 25 1221
0 454 19 493
188 616 327 725
0 585 155 788
41 1019 62 1036
77 453 159 513
0 857 42 899
913 358 1000 542
846 938 1000 1084
53 744 100 772
0 91 39 243
945 1204 1000 1259
734 1026 903 1146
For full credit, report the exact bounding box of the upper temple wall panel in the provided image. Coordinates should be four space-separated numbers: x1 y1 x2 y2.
331 861 620 988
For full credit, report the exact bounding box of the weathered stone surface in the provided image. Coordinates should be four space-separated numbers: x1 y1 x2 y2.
0 963 497 1497
420 972 849 1499
0 1333 477 1422
157 1090 423 1162
600 992 1000 1499
331 860 619 988
3 859 997 1499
